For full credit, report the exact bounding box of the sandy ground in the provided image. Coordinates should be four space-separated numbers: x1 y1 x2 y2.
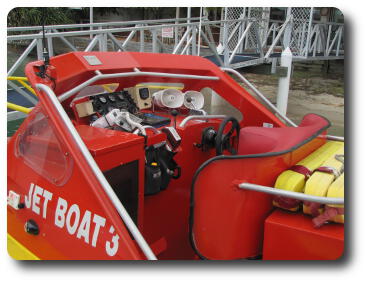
238 60 344 136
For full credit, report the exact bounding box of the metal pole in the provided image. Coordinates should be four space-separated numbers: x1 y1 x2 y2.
152 29 158 53
186 7 191 55
191 27 197 55
276 47 293 115
238 183 344 205
180 115 227 127
304 7 314 57
221 67 297 127
140 25 145 52
7 37 37 76
174 7 180 48
197 7 203 56
59 69 219 102
283 8 292 48
36 83 157 260
36 38 43 60
223 8 229 66
90 7 93 39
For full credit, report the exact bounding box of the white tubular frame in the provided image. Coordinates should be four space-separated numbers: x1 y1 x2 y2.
58 68 219 102
36 83 157 260
179 115 227 127
238 183 344 205
133 126 161 135
221 67 344 142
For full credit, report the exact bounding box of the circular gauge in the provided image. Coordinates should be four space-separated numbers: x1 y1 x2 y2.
98 96 107 104
117 94 125 100
139 88 150 100
108 94 116 102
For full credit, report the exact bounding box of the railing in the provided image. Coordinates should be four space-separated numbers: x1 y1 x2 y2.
238 183 344 205
7 102 32 114
221 67 297 127
290 21 344 58
307 22 344 57
221 67 344 142
7 15 344 76
7 14 344 121
7 76 38 106
59 68 219 102
7 76 35 117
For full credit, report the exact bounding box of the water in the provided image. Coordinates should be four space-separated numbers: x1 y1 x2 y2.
7 45 37 77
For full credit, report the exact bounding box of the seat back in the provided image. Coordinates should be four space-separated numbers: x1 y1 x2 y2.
238 114 330 155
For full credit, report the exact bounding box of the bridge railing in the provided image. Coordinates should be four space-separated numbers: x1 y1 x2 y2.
7 14 345 120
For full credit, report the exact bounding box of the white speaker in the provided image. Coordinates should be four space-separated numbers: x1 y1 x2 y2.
183 91 205 110
152 89 184 109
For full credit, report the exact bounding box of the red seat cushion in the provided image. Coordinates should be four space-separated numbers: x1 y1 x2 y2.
238 114 330 155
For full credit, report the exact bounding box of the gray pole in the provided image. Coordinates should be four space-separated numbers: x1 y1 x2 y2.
223 7 229 66
90 7 94 40
175 7 180 48
186 7 191 55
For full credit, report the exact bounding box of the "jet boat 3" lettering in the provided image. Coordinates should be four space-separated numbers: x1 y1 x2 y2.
24 183 120 257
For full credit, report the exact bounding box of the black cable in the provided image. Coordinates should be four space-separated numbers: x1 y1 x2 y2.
41 8 49 66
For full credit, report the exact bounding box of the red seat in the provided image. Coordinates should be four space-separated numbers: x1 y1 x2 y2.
238 113 330 155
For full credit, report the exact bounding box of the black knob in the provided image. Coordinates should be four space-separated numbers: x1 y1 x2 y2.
171 109 178 117
17 203 25 209
25 219 39 235
186 97 193 103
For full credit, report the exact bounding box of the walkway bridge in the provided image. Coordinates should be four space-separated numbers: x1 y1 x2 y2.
7 7 344 125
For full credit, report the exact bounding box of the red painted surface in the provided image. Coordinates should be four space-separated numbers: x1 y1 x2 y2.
191 137 326 259
263 209 344 260
191 115 328 260
7 51 337 260
7 107 144 259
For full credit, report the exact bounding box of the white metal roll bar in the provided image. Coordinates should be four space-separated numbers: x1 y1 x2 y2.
133 125 160 135
179 115 227 128
221 67 297 127
36 83 157 260
58 69 219 102
221 67 344 142
238 182 344 205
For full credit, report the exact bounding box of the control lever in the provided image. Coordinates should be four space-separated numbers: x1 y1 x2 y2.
171 109 178 129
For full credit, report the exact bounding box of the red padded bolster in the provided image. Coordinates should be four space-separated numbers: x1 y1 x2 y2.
238 114 330 155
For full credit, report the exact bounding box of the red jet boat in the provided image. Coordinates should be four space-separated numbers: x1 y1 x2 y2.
7 51 344 260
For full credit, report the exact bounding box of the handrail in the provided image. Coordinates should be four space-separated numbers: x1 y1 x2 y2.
326 135 344 142
7 17 207 32
8 76 37 96
221 67 345 142
7 102 32 114
264 16 292 59
221 67 297 127
179 115 227 127
7 19 251 41
36 83 157 260
58 69 219 102
238 182 344 205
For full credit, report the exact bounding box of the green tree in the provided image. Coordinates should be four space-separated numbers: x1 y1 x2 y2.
7 7 77 27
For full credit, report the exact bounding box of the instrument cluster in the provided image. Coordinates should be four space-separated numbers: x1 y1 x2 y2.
90 91 139 116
